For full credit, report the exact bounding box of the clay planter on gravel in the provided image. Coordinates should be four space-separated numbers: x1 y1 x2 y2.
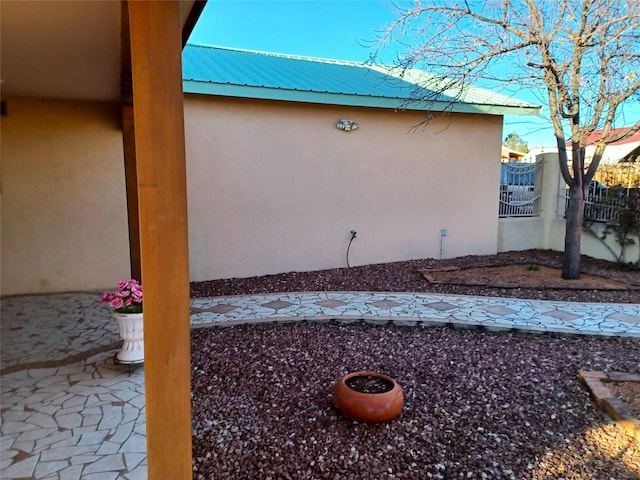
333 371 404 423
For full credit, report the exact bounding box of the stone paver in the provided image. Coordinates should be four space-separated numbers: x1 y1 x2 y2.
1 291 639 478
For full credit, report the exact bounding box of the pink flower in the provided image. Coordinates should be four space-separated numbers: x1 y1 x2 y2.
110 298 124 309
100 292 115 302
100 279 143 313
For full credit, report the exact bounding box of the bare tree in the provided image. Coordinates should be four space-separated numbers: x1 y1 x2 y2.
378 0 640 279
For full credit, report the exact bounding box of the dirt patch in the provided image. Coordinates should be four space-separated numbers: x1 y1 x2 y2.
421 264 632 290
611 381 640 419
345 374 394 394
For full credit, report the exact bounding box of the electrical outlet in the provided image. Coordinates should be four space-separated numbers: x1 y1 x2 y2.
350 230 357 238
440 229 448 237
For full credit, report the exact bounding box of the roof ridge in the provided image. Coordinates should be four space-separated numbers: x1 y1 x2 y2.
185 43 368 67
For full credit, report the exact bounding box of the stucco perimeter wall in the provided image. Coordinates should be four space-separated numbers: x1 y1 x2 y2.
498 152 640 264
185 95 503 281
1 97 131 295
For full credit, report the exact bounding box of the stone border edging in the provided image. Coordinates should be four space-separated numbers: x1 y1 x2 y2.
191 315 634 337
578 370 640 441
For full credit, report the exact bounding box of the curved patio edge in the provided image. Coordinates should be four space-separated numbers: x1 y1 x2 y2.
190 291 640 338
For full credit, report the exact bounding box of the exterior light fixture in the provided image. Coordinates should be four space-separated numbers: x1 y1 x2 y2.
336 119 358 131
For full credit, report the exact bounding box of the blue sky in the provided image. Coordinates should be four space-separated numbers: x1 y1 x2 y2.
189 0 399 62
187 0 623 150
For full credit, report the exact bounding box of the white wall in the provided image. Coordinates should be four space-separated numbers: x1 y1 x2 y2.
185 95 504 281
1 97 131 295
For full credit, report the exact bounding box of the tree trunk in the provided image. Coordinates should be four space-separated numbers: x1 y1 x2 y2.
562 185 585 279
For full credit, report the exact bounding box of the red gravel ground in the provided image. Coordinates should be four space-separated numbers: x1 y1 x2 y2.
190 249 640 303
190 250 640 479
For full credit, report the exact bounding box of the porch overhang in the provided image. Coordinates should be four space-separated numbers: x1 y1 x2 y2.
1 2 206 479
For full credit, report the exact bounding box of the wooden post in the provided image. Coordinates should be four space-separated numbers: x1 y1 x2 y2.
127 2 192 478
120 2 141 282
121 104 142 282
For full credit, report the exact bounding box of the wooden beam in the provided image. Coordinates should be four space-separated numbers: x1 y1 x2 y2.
182 0 207 47
121 104 141 281
121 1 133 105
120 1 141 281
127 2 192 478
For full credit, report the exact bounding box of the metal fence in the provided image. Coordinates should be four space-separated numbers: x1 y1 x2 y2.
499 160 543 217
564 186 640 223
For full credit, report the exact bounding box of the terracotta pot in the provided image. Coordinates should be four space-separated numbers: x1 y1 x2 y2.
333 371 404 423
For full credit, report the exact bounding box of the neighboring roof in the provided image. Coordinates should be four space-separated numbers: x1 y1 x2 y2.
565 128 640 164
577 128 640 146
182 45 540 116
501 145 526 160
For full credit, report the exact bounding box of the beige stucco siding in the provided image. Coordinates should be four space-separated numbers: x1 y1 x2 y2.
1 98 130 295
1 95 505 294
185 95 503 281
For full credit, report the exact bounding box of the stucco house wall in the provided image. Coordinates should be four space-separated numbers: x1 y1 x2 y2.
185 95 504 281
1 94 505 295
1 97 131 295
11 96 632 295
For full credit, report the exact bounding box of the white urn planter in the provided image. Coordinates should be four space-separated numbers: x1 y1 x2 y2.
113 312 144 364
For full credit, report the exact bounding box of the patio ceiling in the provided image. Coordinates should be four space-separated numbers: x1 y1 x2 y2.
0 0 203 102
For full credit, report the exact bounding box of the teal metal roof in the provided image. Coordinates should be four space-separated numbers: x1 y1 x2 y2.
183 44 540 116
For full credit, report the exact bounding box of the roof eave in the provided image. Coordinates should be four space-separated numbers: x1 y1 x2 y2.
183 81 541 116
